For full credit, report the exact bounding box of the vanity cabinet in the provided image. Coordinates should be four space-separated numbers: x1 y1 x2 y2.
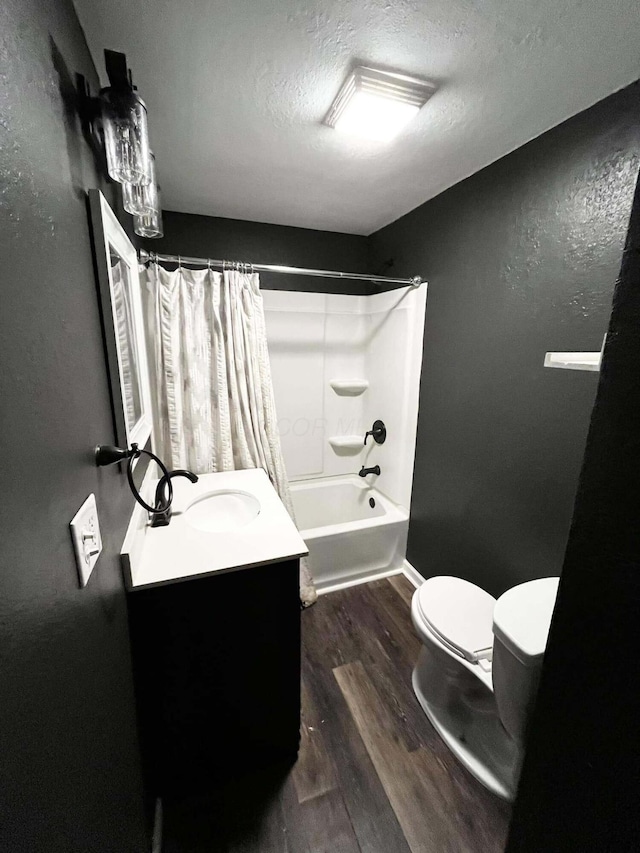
127 558 301 797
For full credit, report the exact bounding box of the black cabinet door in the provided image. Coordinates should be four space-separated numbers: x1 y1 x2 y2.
128 560 301 797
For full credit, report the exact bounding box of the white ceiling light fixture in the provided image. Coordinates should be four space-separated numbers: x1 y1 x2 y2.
325 66 436 143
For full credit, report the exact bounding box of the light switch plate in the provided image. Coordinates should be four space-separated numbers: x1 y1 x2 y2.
70 493 103 587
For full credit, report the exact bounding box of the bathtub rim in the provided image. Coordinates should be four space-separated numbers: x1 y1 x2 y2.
290 474 408 541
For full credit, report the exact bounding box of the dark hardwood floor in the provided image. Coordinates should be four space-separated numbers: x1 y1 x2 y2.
162 576 511 852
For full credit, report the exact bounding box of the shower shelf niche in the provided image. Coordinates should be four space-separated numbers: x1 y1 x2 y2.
329 379 369 396
328 436 363 456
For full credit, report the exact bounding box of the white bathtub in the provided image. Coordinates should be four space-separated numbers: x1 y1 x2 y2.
290 475 409 593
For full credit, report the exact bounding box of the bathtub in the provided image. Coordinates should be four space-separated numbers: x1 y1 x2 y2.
290 475 409 593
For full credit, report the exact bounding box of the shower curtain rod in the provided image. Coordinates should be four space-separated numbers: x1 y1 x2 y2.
138 249 424 287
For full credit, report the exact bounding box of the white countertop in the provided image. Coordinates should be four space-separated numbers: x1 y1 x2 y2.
121 468 308 591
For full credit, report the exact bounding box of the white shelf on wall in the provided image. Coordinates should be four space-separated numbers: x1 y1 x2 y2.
329 379 369 396
544 335 606 373
543 351 600 372
328 435 364 456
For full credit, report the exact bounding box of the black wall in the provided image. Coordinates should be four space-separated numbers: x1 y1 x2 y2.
370 82 640 595
141 210 372 294
0 2 148 851
507 166 640 852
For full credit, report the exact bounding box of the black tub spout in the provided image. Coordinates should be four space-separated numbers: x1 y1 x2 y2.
359 465 381 477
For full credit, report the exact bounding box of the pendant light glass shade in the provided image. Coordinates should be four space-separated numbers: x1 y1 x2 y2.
134 208 163 238
100 87 152 186
134 186 163 238
122 152 158 216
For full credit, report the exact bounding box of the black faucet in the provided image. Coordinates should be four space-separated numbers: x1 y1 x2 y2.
150 469 199 527
359 465 381 477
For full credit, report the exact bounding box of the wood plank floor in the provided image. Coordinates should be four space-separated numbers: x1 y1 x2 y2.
162 576 512 852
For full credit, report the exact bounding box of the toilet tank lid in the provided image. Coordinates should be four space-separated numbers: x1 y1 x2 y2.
416 576 496 662
492 577 560 666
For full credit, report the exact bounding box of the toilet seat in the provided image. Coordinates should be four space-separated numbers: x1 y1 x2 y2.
415 576 497 663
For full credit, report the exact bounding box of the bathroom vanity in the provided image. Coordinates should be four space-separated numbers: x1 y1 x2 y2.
121 469 308 797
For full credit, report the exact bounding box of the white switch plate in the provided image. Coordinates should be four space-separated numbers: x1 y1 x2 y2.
70 493 103 587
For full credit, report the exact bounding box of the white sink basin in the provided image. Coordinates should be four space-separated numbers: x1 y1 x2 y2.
185 490 261 533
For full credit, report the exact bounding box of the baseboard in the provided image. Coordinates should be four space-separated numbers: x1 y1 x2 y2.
151 798 162 853
316 565 403 596
316 560 425 596
401 559 424 588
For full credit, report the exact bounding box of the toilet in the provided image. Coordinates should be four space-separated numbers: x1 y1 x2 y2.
411 574 559 800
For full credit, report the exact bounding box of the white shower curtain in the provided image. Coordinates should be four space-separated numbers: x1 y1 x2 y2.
141 262 317 608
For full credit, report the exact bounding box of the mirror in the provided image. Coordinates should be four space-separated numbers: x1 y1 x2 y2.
89 189 152 454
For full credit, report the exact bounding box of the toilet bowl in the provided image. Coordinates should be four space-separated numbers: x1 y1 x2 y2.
411 574 559 800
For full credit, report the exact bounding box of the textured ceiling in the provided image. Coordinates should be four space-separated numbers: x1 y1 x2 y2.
73 0 640 235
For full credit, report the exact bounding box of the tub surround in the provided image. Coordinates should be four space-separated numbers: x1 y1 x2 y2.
262 287 427 511
121 468 308 590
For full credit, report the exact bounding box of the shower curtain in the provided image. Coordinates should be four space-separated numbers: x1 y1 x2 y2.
141 262 317 608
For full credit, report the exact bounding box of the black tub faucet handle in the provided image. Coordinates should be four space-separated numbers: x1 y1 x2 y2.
364 420 387 446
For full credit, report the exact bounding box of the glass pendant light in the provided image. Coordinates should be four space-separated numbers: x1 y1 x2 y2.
134 186 163 238
100 50 152 186
134 208 163 238
122 152 158 216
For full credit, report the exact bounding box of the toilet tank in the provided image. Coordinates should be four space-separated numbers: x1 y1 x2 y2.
492 577 560 745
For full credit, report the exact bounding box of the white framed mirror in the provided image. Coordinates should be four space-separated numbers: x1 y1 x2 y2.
89 189 152 454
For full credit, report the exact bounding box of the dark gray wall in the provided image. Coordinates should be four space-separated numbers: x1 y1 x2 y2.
508 168 640 852
141 210 372 294
370 81 640 596
0 1 148 851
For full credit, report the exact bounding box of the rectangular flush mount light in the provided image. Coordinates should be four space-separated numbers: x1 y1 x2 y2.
325 66 435 142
